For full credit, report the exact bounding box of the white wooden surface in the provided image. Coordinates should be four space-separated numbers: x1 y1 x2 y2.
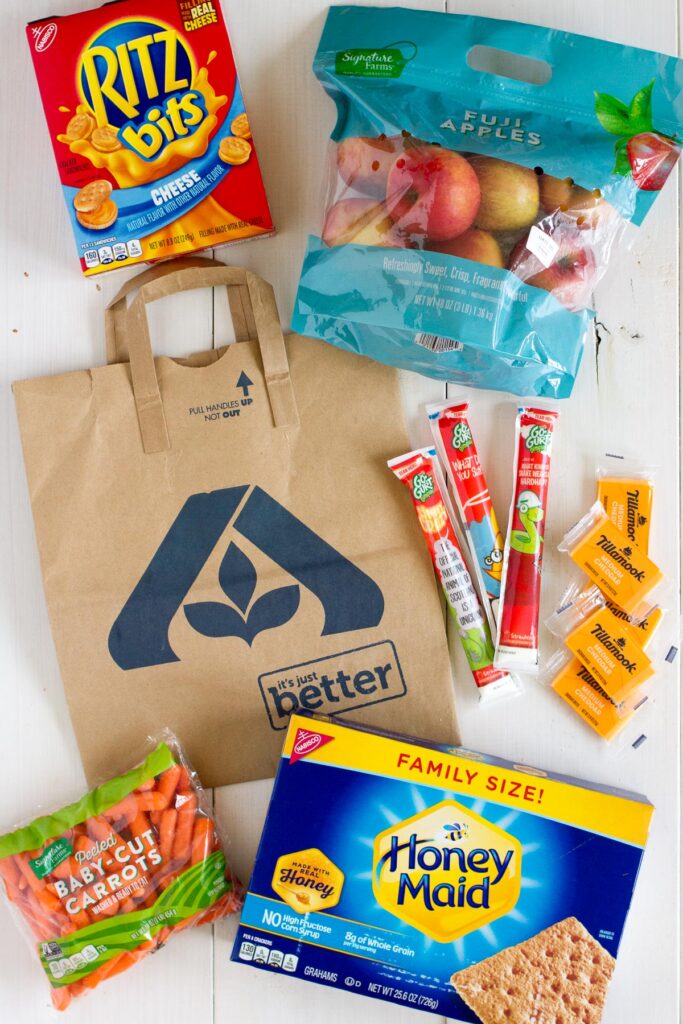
0 0 679 1020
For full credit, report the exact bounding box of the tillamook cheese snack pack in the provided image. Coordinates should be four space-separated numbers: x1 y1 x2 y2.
26 0 273 275
232 714 653 1023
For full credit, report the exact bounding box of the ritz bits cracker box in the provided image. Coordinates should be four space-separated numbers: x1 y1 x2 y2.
26 0 273 275
232 714 653 1023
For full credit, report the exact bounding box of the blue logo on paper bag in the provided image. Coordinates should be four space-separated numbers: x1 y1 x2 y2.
109 485 384 670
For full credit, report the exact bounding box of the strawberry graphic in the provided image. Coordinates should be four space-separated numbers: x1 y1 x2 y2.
595 79 680 192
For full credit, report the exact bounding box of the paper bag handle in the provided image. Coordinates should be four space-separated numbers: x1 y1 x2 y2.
104 257 299 453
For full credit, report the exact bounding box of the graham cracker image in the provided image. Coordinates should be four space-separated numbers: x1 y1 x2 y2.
451 916 615 1023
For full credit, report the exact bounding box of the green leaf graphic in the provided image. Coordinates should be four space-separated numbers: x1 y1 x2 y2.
628 80 654 134
594 92 631 135
613 137 632 176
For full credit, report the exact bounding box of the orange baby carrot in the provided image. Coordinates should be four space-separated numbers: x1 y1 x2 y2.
73 834 93 856
35 885 63 918
174 766 191 798
87 815 130 865
191 817 214 865
159 808 177 865
172 794 197 865
79 951 130 991
155 763 182 808
51 986 73 1011
51 853 80 882
85 831 131 889
137 778 156 792
128 810 152 840
0 856 21 886
102 793 138 827
80 936 158 994
136 790 168 813
0 857 22 901
23 890 56 940
66 909 91 930
197 890 236 924
16 852 47 893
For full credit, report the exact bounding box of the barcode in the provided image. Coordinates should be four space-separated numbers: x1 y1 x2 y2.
414 333 464 353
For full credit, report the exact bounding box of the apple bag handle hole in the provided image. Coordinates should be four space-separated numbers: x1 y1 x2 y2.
466 46 552 87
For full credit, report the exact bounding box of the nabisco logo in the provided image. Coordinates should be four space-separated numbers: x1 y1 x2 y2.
32 23 58 53
289 728 334 765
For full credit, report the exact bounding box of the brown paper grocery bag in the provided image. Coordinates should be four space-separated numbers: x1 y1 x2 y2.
13 258 459 786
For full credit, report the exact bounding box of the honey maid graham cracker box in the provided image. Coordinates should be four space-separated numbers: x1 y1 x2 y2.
232 714 653 1023
27 0 273 275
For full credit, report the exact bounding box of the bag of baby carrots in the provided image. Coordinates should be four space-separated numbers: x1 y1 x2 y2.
0 733 242 1010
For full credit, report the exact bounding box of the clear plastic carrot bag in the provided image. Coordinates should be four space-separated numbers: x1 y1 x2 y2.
0 732 242 1010
292 6 683 398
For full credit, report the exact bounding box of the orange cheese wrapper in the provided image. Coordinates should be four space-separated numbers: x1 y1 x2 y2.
577 588 665 651
597 477 653 552
550 655 647 741
559 502 663 617
596 457 654 553
547 587 654 702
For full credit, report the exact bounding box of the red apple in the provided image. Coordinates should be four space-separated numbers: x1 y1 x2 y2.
427 228 503 268
469 156 539 232
336 135 409 196
627 132 681 191
322 197 408 247
386 145 480 242
509 231 596 310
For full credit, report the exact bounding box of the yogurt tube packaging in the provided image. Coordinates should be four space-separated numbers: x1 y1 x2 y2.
293 5 683 397
388 446 520 702
232 713 653 1023
427 399 503 631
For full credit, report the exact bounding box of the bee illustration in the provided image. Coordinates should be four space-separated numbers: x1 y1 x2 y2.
442 822 469 842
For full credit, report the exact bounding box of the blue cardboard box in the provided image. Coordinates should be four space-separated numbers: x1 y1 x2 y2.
231 714 653 1020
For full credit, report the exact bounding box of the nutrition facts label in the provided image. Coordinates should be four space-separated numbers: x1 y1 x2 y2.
45 943 100 979
238 939 298 973
83 239 142 269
